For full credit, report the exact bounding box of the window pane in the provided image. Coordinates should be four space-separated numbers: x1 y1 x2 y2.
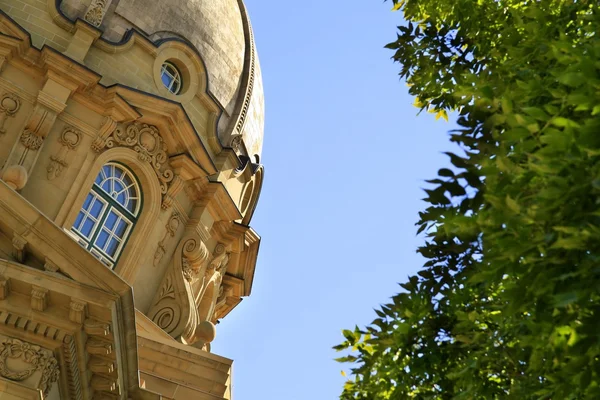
81 219 94 237
95 230 109 249
74 212 84 230
105 211 118 230
90 198 104 217
115 219 128 237
106 238 119 257
83 194 93 209
161 73 173 88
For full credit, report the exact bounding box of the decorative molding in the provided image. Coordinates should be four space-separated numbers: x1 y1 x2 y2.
0 338 59 396
99 122 175 206
62 335 82 400
0 93 20 134
154 212 181 267
84 0 109 27
31 286 48 312
47 126 81 180
69 300 87 324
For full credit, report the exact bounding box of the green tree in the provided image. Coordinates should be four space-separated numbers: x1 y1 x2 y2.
336 1 600 398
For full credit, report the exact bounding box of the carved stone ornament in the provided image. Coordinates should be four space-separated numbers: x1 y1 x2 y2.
20 130 43 150
84 0 108 27
230 134 243 152
103 122 175 201
0 338 59 396
154 213 181 267
148 235 210 343
0 93 20 134
47 126 81 181
206 243 230 281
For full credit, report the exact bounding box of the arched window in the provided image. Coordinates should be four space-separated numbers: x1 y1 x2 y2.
70 163 141 268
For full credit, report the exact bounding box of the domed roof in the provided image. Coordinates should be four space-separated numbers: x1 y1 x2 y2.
78 0 265 159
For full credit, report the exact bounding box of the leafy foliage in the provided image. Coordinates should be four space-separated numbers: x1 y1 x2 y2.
337 1 600 398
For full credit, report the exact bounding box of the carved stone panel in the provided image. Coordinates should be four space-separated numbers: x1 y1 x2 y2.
0 93 20 135
47 126 81 181
0 337 59 397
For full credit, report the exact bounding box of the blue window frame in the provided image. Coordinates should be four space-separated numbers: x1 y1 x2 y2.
71 163 141 268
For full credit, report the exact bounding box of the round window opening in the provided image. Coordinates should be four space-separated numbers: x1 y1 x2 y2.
160 61 183 94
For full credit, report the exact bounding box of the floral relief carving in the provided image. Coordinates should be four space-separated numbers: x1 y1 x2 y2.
84 0 108 27
0 338 59 396
104 122 175 202
47 127 81 181
0 93 20 135
20 131 43 150
154 212 181 267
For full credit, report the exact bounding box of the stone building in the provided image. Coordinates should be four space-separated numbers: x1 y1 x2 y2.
0 0 264 398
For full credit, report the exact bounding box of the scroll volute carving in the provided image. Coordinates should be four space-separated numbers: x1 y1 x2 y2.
194 243 230 326
148 233 209 343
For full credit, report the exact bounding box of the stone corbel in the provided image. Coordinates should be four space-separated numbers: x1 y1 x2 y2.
69 299 87 323
148 233 210 343
162 174 184 210
31 286 48 311
84 319 111 337
12 233 27 263
0 276 10 300
91 116 117 152
47 126 81 180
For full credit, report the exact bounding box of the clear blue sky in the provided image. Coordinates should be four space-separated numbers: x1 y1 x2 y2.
211 1 456 399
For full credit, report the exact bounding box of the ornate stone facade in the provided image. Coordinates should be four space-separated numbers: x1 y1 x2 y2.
0 0 264 398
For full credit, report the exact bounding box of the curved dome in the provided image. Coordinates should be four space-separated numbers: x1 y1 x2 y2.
64 0 265 159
